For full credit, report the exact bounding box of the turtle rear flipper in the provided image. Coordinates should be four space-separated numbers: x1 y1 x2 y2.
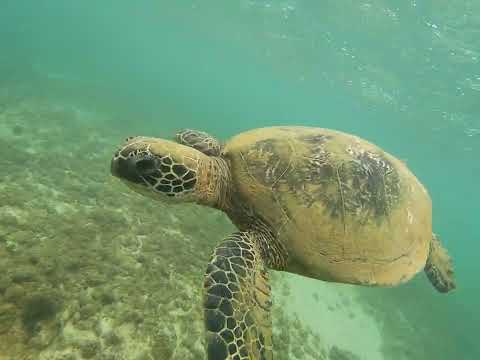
176 129 222 156
424 233 456 293
204 231 274 360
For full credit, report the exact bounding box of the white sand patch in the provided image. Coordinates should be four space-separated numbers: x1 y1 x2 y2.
283 274 384 360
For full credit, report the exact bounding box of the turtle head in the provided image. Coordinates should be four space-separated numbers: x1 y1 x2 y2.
111 136 229 207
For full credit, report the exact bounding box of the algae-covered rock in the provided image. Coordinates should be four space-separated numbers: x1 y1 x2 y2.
94 287 118 306
0 303 16 334
103 329 122 347
150 332 175 360
79 303 98 320
22 290 62 333
55 353 80 360
6 230 35 248
11 267 38 283
5 237 18 252
78 339 101 359
0 277 10 294
118 308 144 325
30 319 62 350
4 284 26 303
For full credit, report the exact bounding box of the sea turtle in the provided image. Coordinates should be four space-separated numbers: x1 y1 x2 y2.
110 126 456 360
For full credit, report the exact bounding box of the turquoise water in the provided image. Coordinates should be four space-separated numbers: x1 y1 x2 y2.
1 1 479 359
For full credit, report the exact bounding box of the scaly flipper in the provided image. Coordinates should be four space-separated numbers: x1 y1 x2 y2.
203 231 275 360
176 129 222 156
424 233 456 293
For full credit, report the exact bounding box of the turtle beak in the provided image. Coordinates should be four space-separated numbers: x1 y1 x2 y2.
110 156 144 184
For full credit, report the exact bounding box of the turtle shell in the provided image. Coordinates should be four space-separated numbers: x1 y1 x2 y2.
223 126 431 287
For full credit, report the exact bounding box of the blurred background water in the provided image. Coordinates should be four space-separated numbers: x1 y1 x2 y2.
1 0 479 359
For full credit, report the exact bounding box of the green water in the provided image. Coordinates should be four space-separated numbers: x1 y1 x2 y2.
0 1 478 359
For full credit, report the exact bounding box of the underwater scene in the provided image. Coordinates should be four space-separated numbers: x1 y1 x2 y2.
0 1 479 359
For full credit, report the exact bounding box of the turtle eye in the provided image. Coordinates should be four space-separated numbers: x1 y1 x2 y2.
136 158 158 175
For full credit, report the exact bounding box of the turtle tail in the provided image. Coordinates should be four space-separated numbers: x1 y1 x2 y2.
424 233 456 293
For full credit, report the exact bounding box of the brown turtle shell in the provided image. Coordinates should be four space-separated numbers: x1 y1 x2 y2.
223 126 431 287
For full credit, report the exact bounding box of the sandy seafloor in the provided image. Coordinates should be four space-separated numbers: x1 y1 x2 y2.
0 84 451 360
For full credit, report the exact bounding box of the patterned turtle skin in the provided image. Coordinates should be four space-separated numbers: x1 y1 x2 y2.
110 126 456 360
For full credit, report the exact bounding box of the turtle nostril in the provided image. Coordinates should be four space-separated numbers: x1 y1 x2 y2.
135 159 157 175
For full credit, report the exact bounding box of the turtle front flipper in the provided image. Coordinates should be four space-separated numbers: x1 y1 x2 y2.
424 233 456 293
204 231 275 360
176 129 222 156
